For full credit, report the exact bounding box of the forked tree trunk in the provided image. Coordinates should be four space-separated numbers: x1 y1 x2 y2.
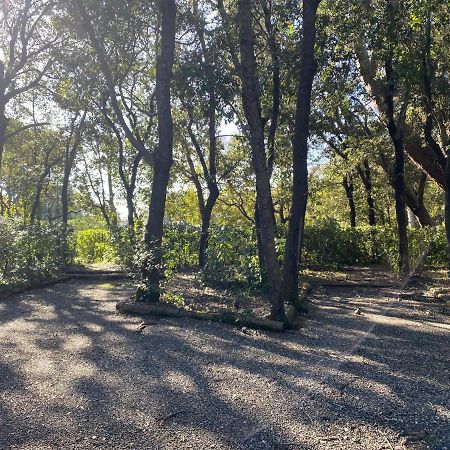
140 0 176 301
237 0 285 320
282 0 321 305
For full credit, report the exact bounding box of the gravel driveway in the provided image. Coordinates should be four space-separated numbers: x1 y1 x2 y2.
1 278 449 449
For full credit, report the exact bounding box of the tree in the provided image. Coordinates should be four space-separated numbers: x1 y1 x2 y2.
237 0 285 320
140 0 177 301
0 0 56 174
282 0 321 306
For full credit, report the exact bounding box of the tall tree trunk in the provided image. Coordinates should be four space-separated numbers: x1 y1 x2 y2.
107 161 118 228
262 1 281 177
61 112 86 263
199 90 220 268
343 175 356 227
0 99 7 215
190 6 221 268
30 171 49 225
445 155 450 270
385 56 409 274
237 0 284 320
254 205 268 284
282 0 320 306
379 150 433 226
199 186 219 267
421 16 450 268
357 159 376 225
61 159 71 261
140 0 176 302
0 102 6 179
0 61 7 177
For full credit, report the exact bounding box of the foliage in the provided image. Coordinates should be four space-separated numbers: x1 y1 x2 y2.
0 219 66 290
202 225 261 286
75 228 116 263
302 220 446 271
163 222 201 274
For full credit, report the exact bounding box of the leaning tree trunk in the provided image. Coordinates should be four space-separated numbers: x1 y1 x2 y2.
282 0 321 306
237 0 285 320
140 0 176 302
385 56 409 274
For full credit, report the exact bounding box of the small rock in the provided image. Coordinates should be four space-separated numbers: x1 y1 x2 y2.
241 327 255 335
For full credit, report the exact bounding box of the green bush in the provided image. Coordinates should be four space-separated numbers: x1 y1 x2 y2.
163 222 200 273
75 228 116 263
302 220 445 271
0 218 66 289
202 225 260 285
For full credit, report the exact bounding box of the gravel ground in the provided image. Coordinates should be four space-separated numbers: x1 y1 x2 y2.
1 276 449 450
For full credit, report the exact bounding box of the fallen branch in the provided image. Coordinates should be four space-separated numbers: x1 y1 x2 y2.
116 301 285 332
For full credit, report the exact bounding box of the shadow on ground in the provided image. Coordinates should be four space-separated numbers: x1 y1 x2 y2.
0 277 449 449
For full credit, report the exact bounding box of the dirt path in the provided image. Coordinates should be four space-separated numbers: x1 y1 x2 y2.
0 277 449 449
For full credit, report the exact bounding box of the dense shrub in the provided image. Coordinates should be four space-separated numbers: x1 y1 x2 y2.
202 225 260 285
302 220 445 270
163 222 200 272
1 215 447 293
75 228 116 263
0 218 66 290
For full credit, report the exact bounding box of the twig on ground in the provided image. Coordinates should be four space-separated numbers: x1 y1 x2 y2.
156 409 188 424
242 426 270 444
381 431 395 450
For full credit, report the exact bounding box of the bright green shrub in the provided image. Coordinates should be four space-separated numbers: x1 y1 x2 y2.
75 228 116 263
163 222 200 272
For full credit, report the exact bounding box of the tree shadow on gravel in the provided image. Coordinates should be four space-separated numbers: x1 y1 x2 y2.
0 280 449 449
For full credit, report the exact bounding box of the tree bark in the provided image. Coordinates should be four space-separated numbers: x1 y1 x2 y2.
445 156 450 269
282 0 320 306
262 1 281 177
237 0 284 320
355 36 446 189
189 5 221 268
421 16 450 269
343 175 356 227
0 101 6 179
31 147 55 225
199 89 220 268
62 112 86 227
385 56 409 274
357 159 376 225
254 205 268 284
140 0 176 302
378 150 433 227
0 101 7 216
